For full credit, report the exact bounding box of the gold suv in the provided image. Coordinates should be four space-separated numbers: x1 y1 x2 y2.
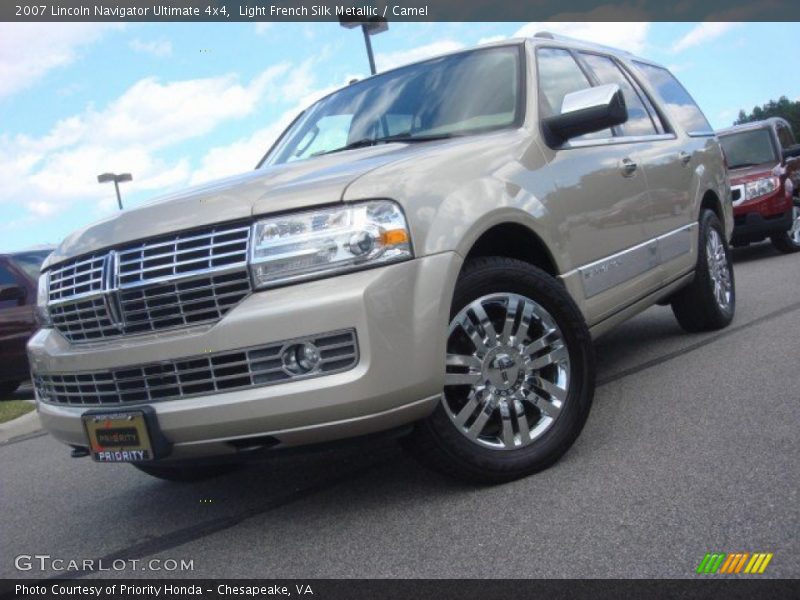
29 34 733 482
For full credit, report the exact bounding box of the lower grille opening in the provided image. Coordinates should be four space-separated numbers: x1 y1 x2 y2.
34 329 359 406
226 435 281 452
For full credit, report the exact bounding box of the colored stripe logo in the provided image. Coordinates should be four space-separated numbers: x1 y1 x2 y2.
696 552 773 574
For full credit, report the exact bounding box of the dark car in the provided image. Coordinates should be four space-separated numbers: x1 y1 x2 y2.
717 117 800 252
0 249 52 396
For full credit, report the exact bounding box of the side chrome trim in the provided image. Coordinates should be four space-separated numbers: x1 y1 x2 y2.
579 238 658 298
564 133 676 150
657 223 695 264
576 223 696 299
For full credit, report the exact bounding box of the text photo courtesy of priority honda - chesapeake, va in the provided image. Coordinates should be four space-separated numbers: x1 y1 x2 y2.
0 1 798 598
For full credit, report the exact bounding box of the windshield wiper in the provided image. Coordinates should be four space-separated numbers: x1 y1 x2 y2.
313 133 457 157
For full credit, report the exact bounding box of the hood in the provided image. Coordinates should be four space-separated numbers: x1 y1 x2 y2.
728 162 778 185
46 143 430 268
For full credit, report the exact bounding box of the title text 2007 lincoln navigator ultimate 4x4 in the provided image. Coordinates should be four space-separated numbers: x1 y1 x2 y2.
30 34 734 483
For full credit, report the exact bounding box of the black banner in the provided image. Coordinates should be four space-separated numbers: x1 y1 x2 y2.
2 579 799 600
4 0 800 22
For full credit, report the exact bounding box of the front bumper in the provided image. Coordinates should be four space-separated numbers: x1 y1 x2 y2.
28 253 462 462
732 209 793 243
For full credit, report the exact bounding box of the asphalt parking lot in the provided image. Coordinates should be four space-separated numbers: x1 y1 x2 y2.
1 242 797 580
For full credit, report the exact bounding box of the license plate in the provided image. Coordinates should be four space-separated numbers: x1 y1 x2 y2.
82 411 154 462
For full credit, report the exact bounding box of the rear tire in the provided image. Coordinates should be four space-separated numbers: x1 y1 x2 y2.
404 257 595 484
0 381 21 397
671 210 735 332
133 463 239 482
770 201 800 253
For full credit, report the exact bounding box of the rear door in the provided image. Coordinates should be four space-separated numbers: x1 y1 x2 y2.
629 60 718 281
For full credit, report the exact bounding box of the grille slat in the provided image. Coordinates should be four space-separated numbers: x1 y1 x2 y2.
46 222 252 343
34 331 358 406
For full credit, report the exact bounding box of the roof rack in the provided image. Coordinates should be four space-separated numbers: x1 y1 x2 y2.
533 31 632 56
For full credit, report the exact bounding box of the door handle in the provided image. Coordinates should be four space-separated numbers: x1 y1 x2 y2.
679 151 692 165
620 158 638 177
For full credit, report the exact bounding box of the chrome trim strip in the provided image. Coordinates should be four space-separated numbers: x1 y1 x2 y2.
657 223 695 263
564 133 676 149
577 223 697 298
579 238 658 298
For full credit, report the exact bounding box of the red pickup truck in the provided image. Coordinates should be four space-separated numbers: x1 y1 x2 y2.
0 249 52 396
717 117 800 253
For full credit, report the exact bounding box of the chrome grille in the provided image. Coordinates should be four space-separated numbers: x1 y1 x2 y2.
119 271 251 335
34 330 358 406
50 296 120 341
48 254 107 303
46 222 252 343
117 223 250 286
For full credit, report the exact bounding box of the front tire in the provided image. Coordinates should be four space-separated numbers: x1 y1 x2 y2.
671 210 735 332
404 257 595 484
770 201 800 253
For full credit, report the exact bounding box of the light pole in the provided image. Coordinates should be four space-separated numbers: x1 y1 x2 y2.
339 18 388 75
97 172 132 211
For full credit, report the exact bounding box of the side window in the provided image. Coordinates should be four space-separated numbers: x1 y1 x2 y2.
776 124 795 149
633 61 713 135
0 264 20 310
578 53 658 137
536 47 610 140
288 114 353 162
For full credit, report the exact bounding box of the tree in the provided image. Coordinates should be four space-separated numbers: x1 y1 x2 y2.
734 96 800 141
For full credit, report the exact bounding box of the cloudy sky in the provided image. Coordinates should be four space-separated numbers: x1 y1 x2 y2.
1 21 797 252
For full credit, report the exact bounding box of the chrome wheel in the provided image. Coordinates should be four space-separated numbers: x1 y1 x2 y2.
706 228 732 311
789 205 800 245
443 293 571 451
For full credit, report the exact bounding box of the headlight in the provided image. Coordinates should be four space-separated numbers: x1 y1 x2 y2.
35 272 51 327
249 200 413 288
745 176 779 201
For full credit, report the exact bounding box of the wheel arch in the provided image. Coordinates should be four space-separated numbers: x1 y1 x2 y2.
699 189 723 223
461 221 561 278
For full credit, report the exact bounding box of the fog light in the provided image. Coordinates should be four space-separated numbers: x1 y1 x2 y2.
282 342 321 375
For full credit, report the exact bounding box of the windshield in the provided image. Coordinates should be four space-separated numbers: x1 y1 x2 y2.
264 45 523 165
10 250 52 280
720 129 778 169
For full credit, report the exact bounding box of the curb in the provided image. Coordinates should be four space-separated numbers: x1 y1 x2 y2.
0 407 42 444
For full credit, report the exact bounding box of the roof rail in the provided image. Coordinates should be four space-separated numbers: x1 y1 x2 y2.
533 31 632 56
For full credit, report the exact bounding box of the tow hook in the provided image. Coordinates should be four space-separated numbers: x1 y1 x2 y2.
70 446 90 458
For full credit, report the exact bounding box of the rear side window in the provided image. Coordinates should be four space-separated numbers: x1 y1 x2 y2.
536 48 610 139
579 53 658 137
633 61 712 135
0 264 17 285
0 264 20 309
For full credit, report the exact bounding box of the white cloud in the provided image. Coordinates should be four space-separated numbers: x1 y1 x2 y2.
0 23 119 99
255 23 273 35
129 38 173 58
0 64 292 219
375 40 465 71
515 22 651 55
673 23 740 53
